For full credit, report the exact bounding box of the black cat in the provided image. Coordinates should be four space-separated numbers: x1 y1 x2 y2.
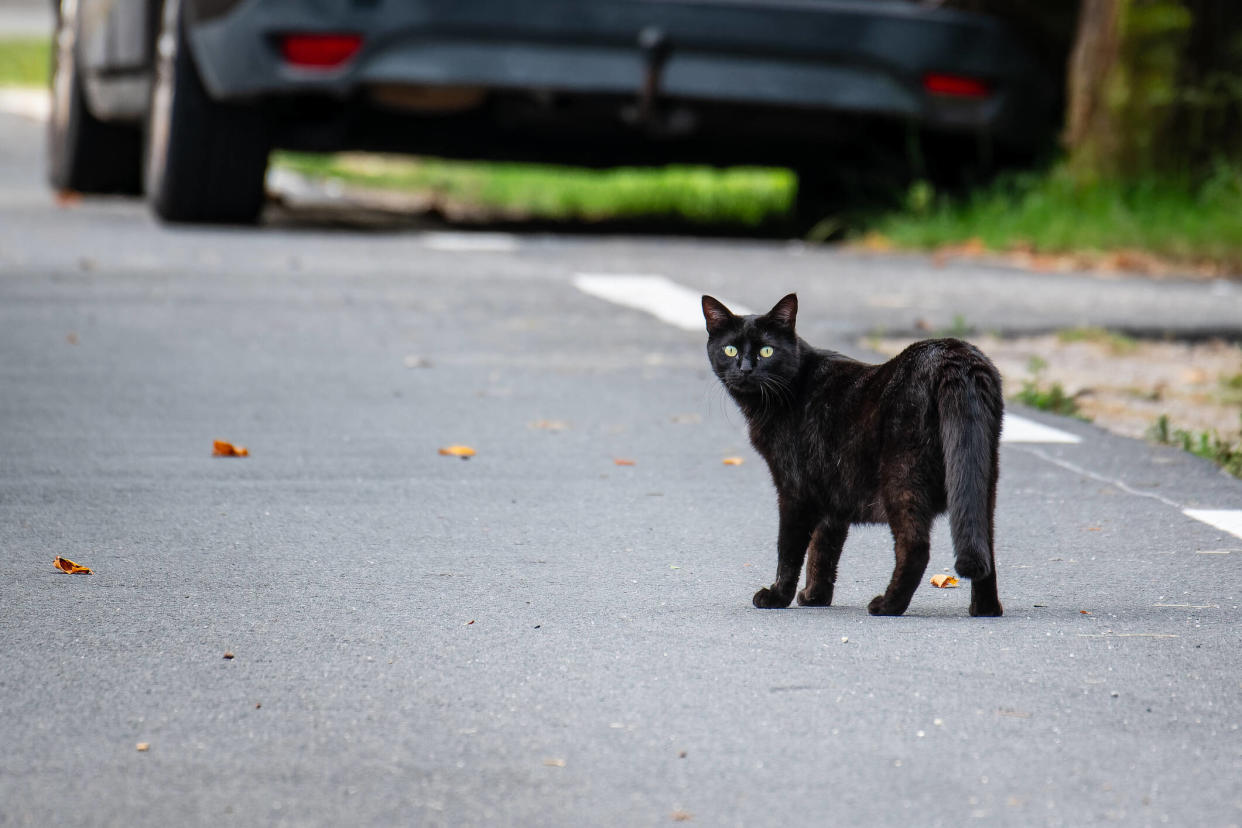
702 293 1003 617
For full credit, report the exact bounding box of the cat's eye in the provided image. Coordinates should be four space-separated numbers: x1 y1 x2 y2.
723 345 738 357
759 346 774 358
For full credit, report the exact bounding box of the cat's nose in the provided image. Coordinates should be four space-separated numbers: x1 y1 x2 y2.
739 358 755 374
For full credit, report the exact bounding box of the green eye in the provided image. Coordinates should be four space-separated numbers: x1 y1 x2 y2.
759 346 774 358
723 345 738 357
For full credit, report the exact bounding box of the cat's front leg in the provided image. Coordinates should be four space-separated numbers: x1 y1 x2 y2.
754 503 815 609
797 520 848 607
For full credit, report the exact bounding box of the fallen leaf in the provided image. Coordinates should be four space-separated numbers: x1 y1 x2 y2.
212 440 249 457
1080 610 1092 615
136 742 150 752
223 652 235 659
465 619 475 626
55 190 82 207
438 445 476 458
722 457 744 466
53 556 92 574
613 458 636 466
66 332 79 345
543 758 565 767
529 419 570 432
929 574 959 588
672 811 694 822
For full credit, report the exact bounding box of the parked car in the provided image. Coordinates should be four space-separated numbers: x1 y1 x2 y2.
48 0 1057 224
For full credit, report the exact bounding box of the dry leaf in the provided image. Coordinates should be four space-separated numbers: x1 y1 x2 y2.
136 742 150 752
438 445 476 458
672 811 694 822
55 190 82 207
529 419 570 432
223 652 235 660
543 758 565 767
613 458 636 466
212 440 249 457
929 574 959 588
53 556 92 574
722 456 744 466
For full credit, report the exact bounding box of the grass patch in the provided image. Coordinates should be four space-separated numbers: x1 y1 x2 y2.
1056 326 1138 354
274 151 795 227
1149 414 1242 478
1014 355 1085 418
0 37 50 87
869 163 1242 271
1015 380 1082 418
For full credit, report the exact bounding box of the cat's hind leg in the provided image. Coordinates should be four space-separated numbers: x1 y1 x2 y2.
797 520 847 606
868 494 932 617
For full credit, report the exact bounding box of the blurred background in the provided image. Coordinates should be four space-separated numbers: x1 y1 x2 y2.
0 0 1233 273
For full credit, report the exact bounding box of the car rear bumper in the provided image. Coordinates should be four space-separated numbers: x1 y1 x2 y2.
186 0 1053 150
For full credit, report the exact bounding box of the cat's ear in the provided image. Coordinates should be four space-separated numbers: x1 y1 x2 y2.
702 295 735 333
766 293 798 331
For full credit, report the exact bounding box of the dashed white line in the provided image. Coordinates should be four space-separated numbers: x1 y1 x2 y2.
0 88 50 122
573 272 751 332
1182 509 1242 540
420 232 519 252
1000 415 1081 445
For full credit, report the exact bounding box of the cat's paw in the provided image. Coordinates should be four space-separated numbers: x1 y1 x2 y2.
796 586 833 607
753 586 794 609
867 594 908 616
969 599 1004 617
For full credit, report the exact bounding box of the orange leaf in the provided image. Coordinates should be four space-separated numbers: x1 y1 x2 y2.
53 556 92 574
439 445 476 458
213 440 249 457
929 574 959 588
721 457 744 466
613 458 636 466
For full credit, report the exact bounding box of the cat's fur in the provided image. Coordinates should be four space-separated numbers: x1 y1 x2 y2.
702 293 1003 617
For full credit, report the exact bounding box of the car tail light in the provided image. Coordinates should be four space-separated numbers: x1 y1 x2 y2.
280 34 364 69
923 73 991 99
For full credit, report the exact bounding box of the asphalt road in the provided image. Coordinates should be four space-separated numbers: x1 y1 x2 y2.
2 103 1242 827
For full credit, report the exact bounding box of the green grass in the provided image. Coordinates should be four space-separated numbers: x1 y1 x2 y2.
870 163 1242 271
1015 380 1083 418
274 151 796 227
0 37 50 87
1056 326 1139 354
1149 414 1242 478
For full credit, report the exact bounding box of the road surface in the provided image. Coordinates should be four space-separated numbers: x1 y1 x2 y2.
1 101 1241 826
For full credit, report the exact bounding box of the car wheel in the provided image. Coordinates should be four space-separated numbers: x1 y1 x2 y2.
47 0 143 194
144 0 270 224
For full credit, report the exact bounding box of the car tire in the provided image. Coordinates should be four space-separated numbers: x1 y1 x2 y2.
47 1 143 194
144 0 270 224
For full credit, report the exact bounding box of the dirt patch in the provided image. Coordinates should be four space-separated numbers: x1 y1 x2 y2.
868 332 1242 445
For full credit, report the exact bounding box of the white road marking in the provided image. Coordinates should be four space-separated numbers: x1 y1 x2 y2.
573 273 752 332
0 88 50 122
420 232 519 252
1000 414 1081 445
1182 509 1242 541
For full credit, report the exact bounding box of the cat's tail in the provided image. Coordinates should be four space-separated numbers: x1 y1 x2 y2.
938 356 1003 580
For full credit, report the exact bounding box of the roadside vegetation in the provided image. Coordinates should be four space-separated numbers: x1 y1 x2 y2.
274 152 795 227
0 37 47 88
868 166 1242 273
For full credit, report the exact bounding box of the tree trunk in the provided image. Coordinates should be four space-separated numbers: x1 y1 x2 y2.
1064 0 1125 177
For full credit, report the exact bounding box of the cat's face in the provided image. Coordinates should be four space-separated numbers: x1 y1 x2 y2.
702 294 800 396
